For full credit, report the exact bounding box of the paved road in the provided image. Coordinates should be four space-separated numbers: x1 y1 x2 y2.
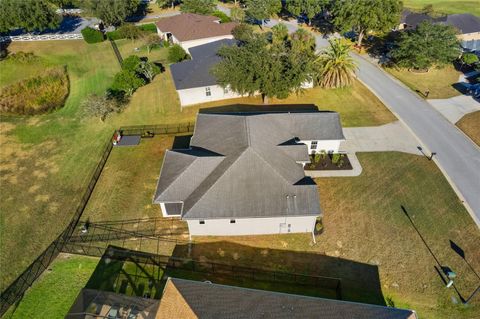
354 54 480 226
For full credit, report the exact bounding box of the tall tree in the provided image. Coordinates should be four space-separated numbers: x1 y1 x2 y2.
230 7 246 22
391 21 460 70
180 0 216 15
315 39 357 88
286 0 328 25
245 0 282 26
111 70 145 96
212 27 316 103
78 0 139 26
332 0 402 47
0 0 60 33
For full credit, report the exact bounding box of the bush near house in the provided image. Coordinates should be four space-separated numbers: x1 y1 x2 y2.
168 44 190 63
212 10 232 23
81 27 105 43
137 23 157 33
0 67 69 115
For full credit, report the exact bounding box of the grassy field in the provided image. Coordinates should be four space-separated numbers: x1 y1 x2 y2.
403 0 480 16
457 111 480 146
0 39 394 292
385 65 462 99
172 153 480 319
2 254 98 319
7 151 479 318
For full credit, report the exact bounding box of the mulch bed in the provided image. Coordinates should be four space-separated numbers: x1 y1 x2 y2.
304 153 353 171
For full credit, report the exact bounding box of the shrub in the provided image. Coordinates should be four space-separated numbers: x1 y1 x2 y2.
81 27 105 43
118 23 141 40
122 55 142 72
313 153 320 164
0 67 69 115
0 48 8 60
331 153 341 164
461 53 479 66
137 23 157 33
110 70 145 96
168 44 190 63
212 10 232 23
106 30 124 40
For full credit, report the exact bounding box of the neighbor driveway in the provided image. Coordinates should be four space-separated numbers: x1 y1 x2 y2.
428 95 480 124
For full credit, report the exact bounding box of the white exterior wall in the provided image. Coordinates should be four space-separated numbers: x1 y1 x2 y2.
180 35 235 52
301 140 343 154
187 215 317 236
177 85 243 107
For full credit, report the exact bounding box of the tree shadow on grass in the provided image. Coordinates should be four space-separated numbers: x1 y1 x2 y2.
170 240 386 306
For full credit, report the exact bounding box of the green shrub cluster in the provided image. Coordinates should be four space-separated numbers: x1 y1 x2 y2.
0 67 69 115
168 44 190 63
81 27 105 44
212 10 232 23
137 23 157 33
106 30 123 40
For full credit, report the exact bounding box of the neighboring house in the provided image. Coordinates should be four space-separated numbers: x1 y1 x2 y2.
153 109 345 237
398 10 480 51
170 39 244 107
155 13 237 52
157 277 418 319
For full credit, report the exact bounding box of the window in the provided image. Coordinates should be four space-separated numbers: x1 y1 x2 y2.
230 219 236 224
199 220 205 225
205 87 211 97
310 141 318 150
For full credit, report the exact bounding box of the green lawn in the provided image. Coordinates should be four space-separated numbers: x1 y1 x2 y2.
385 65 462 99
172 153 480 319
0 38 392 293
3 255 98 319
403 0 480 16
456 111 480 146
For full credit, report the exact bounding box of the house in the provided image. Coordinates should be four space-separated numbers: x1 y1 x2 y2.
153 108 345 237
398 10 480 50
155 13 237 52
157 277 418 319
170 39 244 107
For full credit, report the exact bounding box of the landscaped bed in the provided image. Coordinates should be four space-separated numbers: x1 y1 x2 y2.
304 153 353 170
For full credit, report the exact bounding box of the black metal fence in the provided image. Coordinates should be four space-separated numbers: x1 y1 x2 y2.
0 123 195 317
80 246 343 300
109 38 123 65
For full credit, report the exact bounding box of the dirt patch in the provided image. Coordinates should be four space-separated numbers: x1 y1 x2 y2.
28 185 41 193
35 194 50 202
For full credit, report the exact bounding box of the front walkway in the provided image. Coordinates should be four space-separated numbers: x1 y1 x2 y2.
427 95 480 124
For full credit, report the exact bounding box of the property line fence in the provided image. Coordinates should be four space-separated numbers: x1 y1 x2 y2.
109 38 123 66
0 33 83 43
76 246 343 300
120 122 195 136
0 122 195 317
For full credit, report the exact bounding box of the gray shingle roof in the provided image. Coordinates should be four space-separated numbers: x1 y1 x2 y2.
154 110 344 220
400 10 480 34
170 39 236 90
158 278 417 319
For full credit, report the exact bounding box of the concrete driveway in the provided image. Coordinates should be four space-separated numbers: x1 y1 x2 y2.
428 95 480 124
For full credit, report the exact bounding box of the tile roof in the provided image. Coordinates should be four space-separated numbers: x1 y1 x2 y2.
154 110 345 220
156 278 418 319
170 39 236 90
155 13 237 42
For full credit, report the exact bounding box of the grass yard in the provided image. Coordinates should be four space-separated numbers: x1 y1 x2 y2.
2 254 98 319
385 65 462 99
172 153 480 319
403 0 480 16
0 37 392 294
456 111 480 146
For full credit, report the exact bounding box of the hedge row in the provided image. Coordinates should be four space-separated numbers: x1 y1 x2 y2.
106 23 157 41
81 27 104 43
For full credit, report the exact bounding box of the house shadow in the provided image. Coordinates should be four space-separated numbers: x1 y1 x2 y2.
170 240 386 306
172 135 192 149
199 103 319 114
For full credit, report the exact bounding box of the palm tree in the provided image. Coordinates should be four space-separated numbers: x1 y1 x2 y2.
315 39 358 89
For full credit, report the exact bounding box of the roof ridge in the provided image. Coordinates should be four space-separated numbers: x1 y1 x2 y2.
182 148 249 217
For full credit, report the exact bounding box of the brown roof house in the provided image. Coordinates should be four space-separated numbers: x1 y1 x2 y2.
155 13 237 52
156 277 418 319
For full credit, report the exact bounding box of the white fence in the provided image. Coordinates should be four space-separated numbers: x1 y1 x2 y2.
0 33 83 42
